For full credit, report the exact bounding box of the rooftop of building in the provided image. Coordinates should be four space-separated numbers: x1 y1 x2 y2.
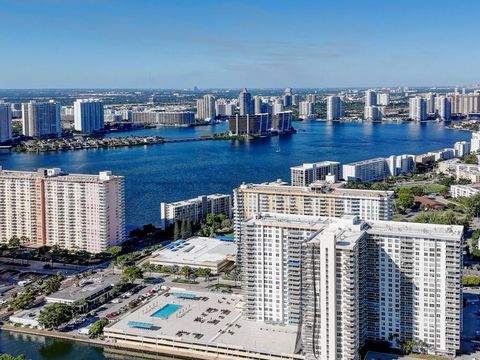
106 288 299 357
237 180 393 197
343 157 386 166
290 160 340 170
451 183 480 190
306 215 367 249
0 167 122 183
45 272 122 303
163 193 230 207
150 237 236 269
367 220 463 241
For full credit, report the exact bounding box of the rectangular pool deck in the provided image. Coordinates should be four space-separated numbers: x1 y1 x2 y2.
105 288 302 360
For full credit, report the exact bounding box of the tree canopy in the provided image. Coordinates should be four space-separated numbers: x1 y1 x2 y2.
38 303 74 329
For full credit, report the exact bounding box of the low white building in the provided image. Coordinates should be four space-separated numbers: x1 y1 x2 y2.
450 184 480 198
454 141 471 158
342 157 386 182
290 161 340 186
149 237 236 274
160 194 231 230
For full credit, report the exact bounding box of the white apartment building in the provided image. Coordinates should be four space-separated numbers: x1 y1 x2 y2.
449 93 480 115
299 101 314 119
364 105 383 121
240 213 463 358
342 157 387 182
73 99 105 134
131 111 195 126
386 154 416 177
160 194 231 230
326 96 344 120
450 184 480 198
290 161 341 186
196 94 216 121
22 100 61 137
377 92 390 106
0 103 12 143
472 132 480 154
0 167 125 253
436 96 452 120
215 99 236 117
454 141 471 158
365 90 377 107
409 96 427 121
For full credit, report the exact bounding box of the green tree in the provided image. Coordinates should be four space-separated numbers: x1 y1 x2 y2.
180 265 193 279
463 154 479 164
173 221 180 240
105 246 122 257
89 318 109 337
9 290 35 310
8 236 21 248
38 303 74 329
44 272 64 295
122 265 143 283
0 354 26 360
195 267 212 281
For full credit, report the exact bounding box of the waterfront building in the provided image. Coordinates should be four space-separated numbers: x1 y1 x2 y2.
377 92 390 106
306 94 317 103
386 154 416 176
272 111 292 132
454 141 471 158
326 96 344 120
409 96 427 121
228 113 271 136
196 94 216 121
0 167 125 253
253 96 263 115
449 93 480 116
437 96 452 120
0 103 12 143
342 157 387 182
272 102 284 115
46 272 122 308
428 148 456 161
364 105 382 121
450 183 480 198
283 88 293 107
73 98 105 134
302 216 463 358
131 111 195 126
415 153 436 164
290 161 341 186
426 92 436 114
292 94 300 106
472 132 480 154
299 101 314 119
238 88 253 116
149 236 236 274
239 213 463 358
22 100 61 137
365 90 377 107
215 99 235 117
160 193 231 230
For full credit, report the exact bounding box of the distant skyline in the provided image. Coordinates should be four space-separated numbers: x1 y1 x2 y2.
1 0 479 89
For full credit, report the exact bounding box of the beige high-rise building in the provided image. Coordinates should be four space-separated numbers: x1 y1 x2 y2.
0 167 125 253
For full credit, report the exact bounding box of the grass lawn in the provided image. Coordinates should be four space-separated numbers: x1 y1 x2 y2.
408 354 452 360
397 183 447 195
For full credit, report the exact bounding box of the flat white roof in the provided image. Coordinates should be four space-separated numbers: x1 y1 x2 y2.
107 289 299 356
150 237 236 269
290 161 340 170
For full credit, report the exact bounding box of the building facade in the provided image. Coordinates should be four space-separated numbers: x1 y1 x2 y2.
160 194 231 230
131 111 195 126
239 213 463 358
342 158 387 182
228 114 271 136
0 167 125 253
326 96 344 121
73 99 105 134
196 94 216 121
290 161 341 186
22 101 61 137
0 103 13 143
409 96 427 121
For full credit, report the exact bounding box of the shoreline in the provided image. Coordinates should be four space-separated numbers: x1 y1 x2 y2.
1 324 193 360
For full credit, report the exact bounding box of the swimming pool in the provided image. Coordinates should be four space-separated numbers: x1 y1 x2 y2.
151 304 182 319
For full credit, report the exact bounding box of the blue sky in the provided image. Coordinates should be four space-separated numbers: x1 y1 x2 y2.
0 0 479 88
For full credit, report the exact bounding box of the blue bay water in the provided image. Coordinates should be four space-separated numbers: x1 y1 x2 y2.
0 121 471 228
